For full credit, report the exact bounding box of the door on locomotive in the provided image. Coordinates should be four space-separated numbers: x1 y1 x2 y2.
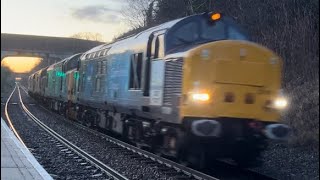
145 30 166 99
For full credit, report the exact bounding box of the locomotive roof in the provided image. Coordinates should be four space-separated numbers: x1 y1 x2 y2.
63 53 82 64
47 53 82 70
81 16 188 58
34 69 42 75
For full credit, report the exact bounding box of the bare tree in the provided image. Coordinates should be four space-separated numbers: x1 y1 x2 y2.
70 32 104 42
153 0 188 24
121 0 156 29
186 0 213 14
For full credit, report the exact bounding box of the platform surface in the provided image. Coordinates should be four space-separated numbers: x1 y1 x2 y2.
1 118 52 180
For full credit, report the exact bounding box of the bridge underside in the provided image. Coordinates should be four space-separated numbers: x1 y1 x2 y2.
1 33 103 73
1 50 74 74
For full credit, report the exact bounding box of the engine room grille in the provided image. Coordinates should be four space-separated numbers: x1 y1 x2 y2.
163 58 184 106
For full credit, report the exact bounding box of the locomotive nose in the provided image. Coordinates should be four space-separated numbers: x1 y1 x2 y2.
181 40 284 121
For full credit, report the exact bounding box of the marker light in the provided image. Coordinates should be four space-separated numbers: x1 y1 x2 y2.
211 13 221 21
274 98 288 109
192 93 210 102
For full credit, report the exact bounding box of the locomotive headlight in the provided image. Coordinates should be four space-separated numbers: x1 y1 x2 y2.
274 89 288 109
274 97 288 109
192 93 210 102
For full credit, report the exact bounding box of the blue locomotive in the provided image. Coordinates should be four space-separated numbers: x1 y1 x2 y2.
28 12 290 167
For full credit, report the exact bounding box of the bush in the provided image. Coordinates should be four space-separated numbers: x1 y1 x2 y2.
1 65 15 93
282 78 319 147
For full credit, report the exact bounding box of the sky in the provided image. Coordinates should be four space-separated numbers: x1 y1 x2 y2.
1 0 132 73
1 0 130 42
1 57 42 73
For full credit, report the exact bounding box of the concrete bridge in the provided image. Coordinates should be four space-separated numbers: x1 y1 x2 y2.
1 33 104 69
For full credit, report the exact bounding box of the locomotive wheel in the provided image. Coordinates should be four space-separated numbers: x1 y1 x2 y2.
232 152 262 168
183 145 207 170
106 116 113 131
232 140 263 167
81 113 89 126
65 108 70 120
122 120 138 142
83 119 91 127
58 104 64 115
122 120 131 141
81 111 93 127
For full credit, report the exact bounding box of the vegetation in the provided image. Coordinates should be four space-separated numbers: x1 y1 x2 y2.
118 0 319 146
1 65 15 93
70 32 104 42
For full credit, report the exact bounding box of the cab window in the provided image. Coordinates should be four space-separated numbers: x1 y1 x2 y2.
171 22 199 46
200 20 226 40
166 16 249 52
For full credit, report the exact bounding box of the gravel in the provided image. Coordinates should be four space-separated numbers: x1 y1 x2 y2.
2 90 109 180
15 89 196 180
253 141 319 180
2 87 319 180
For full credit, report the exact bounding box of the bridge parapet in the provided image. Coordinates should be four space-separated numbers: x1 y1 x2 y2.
1 33 104 61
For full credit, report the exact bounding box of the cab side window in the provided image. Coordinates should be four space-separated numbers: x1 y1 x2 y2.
155 34 165 59
129 53 143 90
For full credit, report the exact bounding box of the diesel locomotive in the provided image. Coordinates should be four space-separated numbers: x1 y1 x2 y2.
28 12 290 167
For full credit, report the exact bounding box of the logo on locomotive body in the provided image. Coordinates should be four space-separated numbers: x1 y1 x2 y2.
201 49 210 60
269 57 278 65
240 48 247 57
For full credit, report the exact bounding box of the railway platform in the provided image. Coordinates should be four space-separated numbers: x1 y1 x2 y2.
1 118 52 180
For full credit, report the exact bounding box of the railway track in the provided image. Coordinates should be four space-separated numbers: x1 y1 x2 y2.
5 84 128 180
61 116 275 180
19 83 276 180
56 113 276 180
15 83 220 180
4 85 27 148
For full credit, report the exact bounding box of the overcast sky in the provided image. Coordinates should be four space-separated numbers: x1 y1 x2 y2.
1 0 130 42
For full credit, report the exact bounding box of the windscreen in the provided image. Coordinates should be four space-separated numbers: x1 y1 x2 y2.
166 16 249 53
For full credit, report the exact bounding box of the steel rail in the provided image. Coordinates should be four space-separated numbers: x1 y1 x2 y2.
20 83 277 180
4 84 28 148
74 125 220 180
16 84 128 180
19 84 219 180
